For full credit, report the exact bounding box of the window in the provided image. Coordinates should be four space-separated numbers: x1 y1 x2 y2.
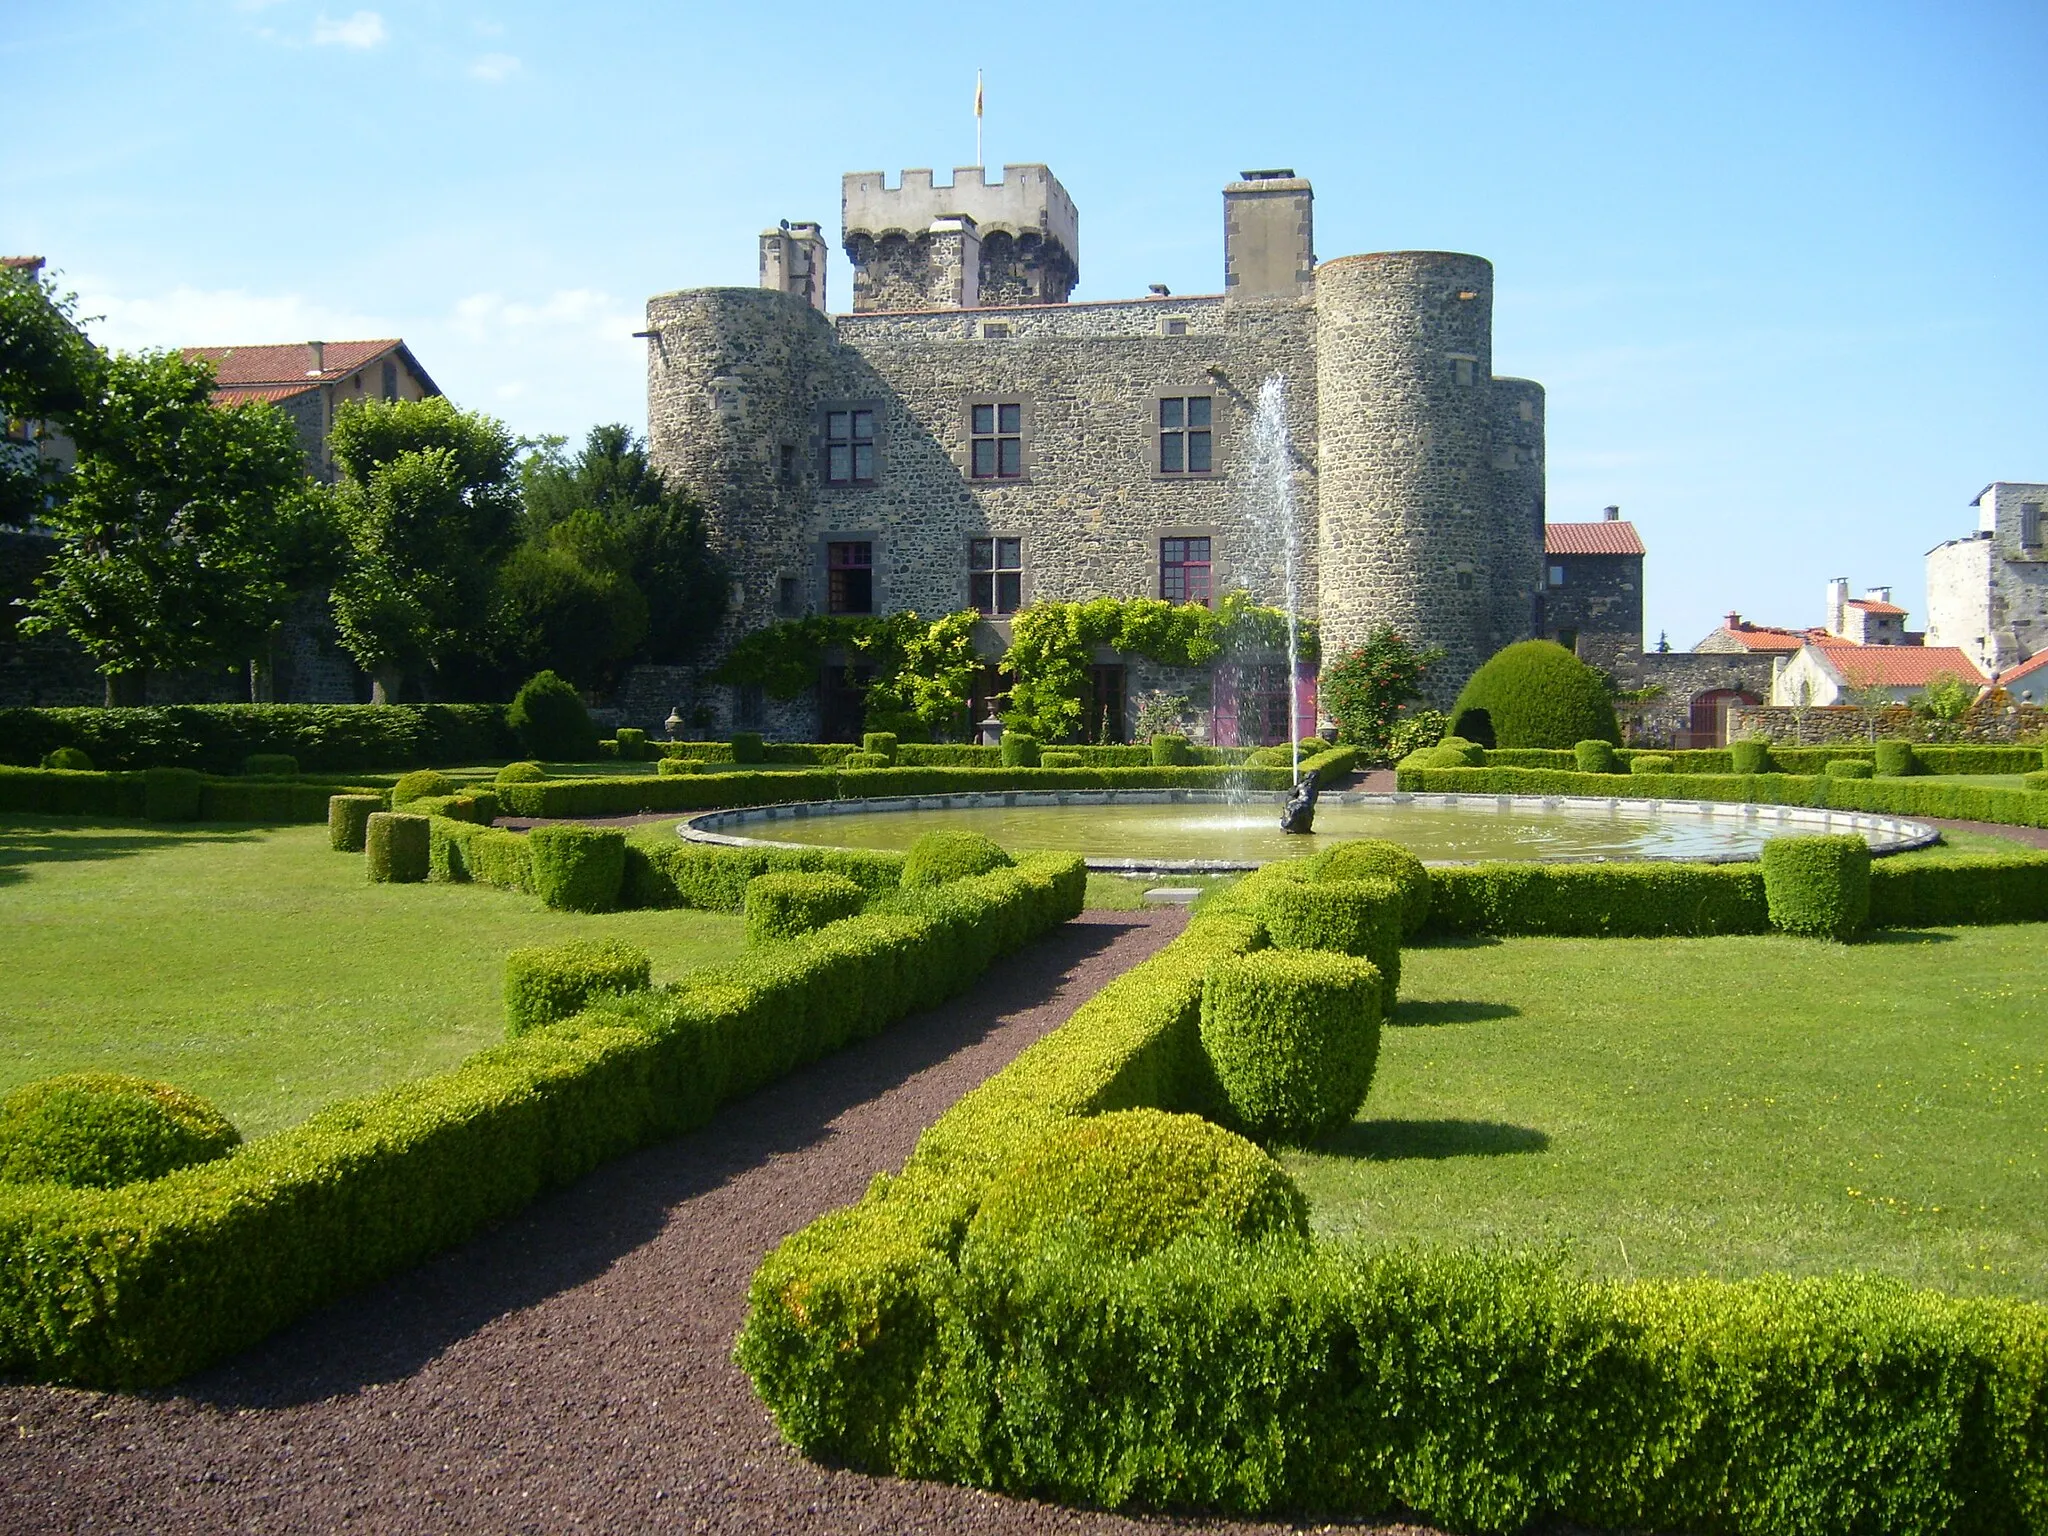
779 444 797 484
1451 356 1476 387
827 541 873 614
381 359 398 401
970 537 1023 614
1456 570 1474 590
734 682 764 729
775 575 802 617
1161 317 1189 337
1555 627 1579 655
969 401 1024 479
1158 396 1214 475
981 321 1011 339
1161 536 1213 606
2024 502 2043 549
1548 563 1566 587
825 408 876 486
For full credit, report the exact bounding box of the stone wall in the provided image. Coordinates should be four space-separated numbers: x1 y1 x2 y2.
1543 551 1643 681
1622 650 1776 746
1728 701 2048 745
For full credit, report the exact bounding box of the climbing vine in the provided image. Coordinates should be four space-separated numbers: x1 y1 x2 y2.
715 610 982 738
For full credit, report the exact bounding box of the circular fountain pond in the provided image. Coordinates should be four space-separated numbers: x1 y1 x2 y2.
681 790 1938 873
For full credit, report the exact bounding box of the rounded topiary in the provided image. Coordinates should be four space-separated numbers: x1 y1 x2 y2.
744 870 866 944
840 751 891 770
964 1108 1308 1263
1001 731 1041 768
1428 735 1486 768
392 769 456 806
1150 734 1193 766
0 1073 239 1189
1449 640 1619 750
862 731 899 764
495 760 548 785
1826 758 1875 780
1307 839 1433 938
527 824 626 912
1874 739 1918 778
1259 877 1403 1010
242 752 298 777
1199 948 1384 1144
1039 749 1086 769
1574 739 1620 774
41 745 93 771
1731 737 1772 775
327 793 383 853
1629 754 1675 775
901 830 1014 889
1761 833 1871 941
508 670 599 762
365 812 430 882
656 756 699 777
730 731 766 764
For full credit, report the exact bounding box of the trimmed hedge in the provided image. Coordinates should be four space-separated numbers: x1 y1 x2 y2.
0 1074 240 1189
1731 737 1771 774
526 825 626 912
1259 877 1402 1008
1573 739 1619 774
1427 860 1770 938
143 767 201 821
327 794 381 853
1304 839 1432 938
1001 731 1041 768
508 670 597 761
1876 738 1917 777
861 732 898 763
1826 758 1875 779
428 816 533 890
744 871 866 944
841 751 889 769
392 769 456 806
1762 834 1871 941
365 812 430 883
1199 948 1383 1143
731 732 765 764
623 835 904 913
0 703 515 773
1629 753 1674 775
1039 749 1084 769
902 830 1013 889
656 755 699 776
495 760 547 785
503 939 652 1037
1150 734 1192 766
1450 640 1619 749
0 851 1085 1387
242 752 298 776
41 746 93 771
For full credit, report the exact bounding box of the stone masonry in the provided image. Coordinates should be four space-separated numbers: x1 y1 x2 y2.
1926 481 2048 676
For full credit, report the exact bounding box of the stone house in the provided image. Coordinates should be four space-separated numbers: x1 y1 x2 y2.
1770 641 1982 707
1925 482 2048 676
180 339 439 480
1538 507 1642 679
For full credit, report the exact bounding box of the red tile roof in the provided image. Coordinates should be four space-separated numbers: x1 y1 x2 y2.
2 256 45 273
1815 643 1983 687
183 339 404 388
1844 598 1907 616
1544 520 1645 556
213 383 322 405
1994 651 2048 687
1717 621 1825 652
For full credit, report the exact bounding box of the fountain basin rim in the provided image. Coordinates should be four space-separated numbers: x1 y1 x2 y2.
677 789 1940 875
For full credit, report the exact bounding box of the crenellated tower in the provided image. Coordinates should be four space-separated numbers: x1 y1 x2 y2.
840 164 1079 312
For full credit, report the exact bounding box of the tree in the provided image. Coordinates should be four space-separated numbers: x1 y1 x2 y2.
0 264 102 529
1321 629 1447 756
19 351 313 705
328 396 521 702
497 509 649 690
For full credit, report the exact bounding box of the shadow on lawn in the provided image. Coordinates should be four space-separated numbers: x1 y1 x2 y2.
1392 998 1520 1027
1320 1118 1550 1161
1862 928 1960 946
0 823 263 875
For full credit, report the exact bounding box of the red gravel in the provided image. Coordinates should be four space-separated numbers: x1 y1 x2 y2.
0 909 1455 1536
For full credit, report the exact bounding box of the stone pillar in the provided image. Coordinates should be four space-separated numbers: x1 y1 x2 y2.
1224 172 1314 301
759 222 828 311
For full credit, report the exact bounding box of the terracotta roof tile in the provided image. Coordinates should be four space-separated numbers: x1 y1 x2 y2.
1994 651 2048 687
183 340 403 388
1814 643 1983 687
1844 598 1907 615
1717 622 1823 652
1544 520 1646 556
212 383 320 405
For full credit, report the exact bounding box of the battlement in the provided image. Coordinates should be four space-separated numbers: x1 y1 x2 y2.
842 163 1078 257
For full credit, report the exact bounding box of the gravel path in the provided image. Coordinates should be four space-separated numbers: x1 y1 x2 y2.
0 909 1450 1536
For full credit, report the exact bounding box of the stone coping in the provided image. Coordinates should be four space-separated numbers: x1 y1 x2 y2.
679 790 1941 876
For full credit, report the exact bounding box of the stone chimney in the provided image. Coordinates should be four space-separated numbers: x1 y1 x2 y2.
759 221 828 312
305 340 325 376
1866 585 1892 604
1602 504 1620 521
925 213 981 309
1826 577 1849 637
1224 169 1314 301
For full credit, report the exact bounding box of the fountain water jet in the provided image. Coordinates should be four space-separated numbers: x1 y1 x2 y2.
1247 375 1306 789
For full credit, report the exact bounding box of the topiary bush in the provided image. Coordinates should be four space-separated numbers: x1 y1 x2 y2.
1826 758 1875 779
327 793 382 853
527 824 626 912
1731 737 1772 775
508 670 598 762
495 760 547 785
1198 948 1384 1144
1001 731 1041 768
744 870 867 945
503 939 652 1036
1629 753 1675 775
241 752 298 777
962 1109 1308 1264
1761 833 1871 941
1306 840 1433 938
656 756 700 777
614 727 650 761
861 732 899 764
0 1073 239 1189
1449 640 1619 749
1149 734 1192 766
392 769 456 806
1427 735 1486 768
2025 770 2048 794
40 745 93 771
1875 738 1918 778
365 812 430 882
1039 749 1085 769
143 767 202 821
840 752 890 769
1573 739 1620 774
730 732 765 764
1259 877 1403 1009
901 830 1014 889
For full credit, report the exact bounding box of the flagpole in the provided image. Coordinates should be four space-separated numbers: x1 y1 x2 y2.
975 69 983 167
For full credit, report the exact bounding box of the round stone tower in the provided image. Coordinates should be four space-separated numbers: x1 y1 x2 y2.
1314 251 1524 697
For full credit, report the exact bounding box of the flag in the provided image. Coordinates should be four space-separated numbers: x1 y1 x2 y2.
975 70 983 119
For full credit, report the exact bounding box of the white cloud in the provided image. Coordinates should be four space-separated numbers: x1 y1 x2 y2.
469 52 521 82
312 10 386 48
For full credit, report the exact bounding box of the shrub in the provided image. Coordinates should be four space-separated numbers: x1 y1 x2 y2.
656 756 699 776
392 769 456 805
327 793 382 853
1306 839 1432 937
614 727 650 760
1448 640 1619 749
1384 709 1449 762
0 1073 239 1189
1149 733 1192 766
502 939 651 1036
527 824 627 912
1198 948 1383 1144
495 760 547 785
1730 737 1772 774
963 1109 1307 1264
840 752 890 769
1001 731 1041 768
241 752 298 776
1629 753 1675 775
508 670 598 761
861 732 899 764
1875 738 1918 777
0 703 517 774
1258 876 1402 1009
1434 735 1486 766
1826 758 1875 779
1762 834 1871 941
730 732 765 764
745 870 866 945
1573 739 1620 774
1039 749 1085 769
142 767 202 821
902 830 1014 889
2026 770 2048 794
365 812 430 882
41 746 93 771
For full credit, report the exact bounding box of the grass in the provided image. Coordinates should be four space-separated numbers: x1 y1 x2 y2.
0 816 743 1139
1284 920 2048 1301
1083 872 1234 910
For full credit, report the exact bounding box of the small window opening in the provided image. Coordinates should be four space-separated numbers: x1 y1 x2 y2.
969 402 1024 479
828 541 874 614
775 575 802 617
1548 564 1566 587
1161 536 1213 606
1162 317 1189 337
970 536 1023 614
981 321 1011 340
825 410 876 486
735 682 765 729
1451 357 1476 387
1158 395 1213 474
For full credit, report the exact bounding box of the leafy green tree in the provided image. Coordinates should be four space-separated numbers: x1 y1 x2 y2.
1321 630 1447 756
19 351 313 705
0 264 102 529
497 509 649 690
328 396 521 701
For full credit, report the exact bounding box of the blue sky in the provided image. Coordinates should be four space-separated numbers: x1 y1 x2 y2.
4 0 2043 649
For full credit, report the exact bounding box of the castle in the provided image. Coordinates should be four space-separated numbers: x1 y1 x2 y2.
640 164 1551 741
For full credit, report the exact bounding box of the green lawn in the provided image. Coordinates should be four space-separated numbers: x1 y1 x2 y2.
1285 922 2048 1301
0 817 743 1139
